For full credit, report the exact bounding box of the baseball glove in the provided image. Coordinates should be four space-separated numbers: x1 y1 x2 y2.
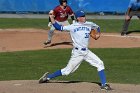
90 29 100 40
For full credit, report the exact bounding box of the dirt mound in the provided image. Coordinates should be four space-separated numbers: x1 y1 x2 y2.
0 80 139 93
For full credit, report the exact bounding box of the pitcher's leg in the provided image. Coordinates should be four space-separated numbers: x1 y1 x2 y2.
61 55 83 75
98 70 107 86
84 50 105 71
39 50 84 83
47 70 62 79
84 50 106 86
43 55 83 81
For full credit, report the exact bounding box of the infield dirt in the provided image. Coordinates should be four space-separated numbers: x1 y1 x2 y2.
0 29 140 52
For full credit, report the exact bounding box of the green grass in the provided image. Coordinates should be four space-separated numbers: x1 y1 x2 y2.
0 18 49 29
90 19 140 32
0 18 140 33
0 48 140 84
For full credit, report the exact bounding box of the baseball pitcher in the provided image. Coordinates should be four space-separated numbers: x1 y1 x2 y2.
39 10 112 91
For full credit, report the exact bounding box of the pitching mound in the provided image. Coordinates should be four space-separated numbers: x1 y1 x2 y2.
0 80 140 93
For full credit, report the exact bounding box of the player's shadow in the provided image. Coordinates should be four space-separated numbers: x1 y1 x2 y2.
44 41 72 48
44 80 114 91
44 80 101 86
126 30 140 35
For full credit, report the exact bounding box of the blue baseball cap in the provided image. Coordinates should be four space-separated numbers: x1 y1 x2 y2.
75 10 85 18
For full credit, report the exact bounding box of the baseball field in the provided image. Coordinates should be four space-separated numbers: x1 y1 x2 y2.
0 18 140 93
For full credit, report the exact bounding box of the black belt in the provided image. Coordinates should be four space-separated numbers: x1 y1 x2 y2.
75 47 87 51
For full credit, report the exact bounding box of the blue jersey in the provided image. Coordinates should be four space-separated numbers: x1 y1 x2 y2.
128 0 140 10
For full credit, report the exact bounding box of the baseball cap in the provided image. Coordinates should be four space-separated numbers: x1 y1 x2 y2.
75 10 85 18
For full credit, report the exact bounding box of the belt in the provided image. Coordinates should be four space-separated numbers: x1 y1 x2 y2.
75 47 87 51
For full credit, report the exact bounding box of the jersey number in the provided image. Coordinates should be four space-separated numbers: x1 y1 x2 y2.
85 33 90 38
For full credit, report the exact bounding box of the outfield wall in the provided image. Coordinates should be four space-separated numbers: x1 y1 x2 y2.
0 0 129 13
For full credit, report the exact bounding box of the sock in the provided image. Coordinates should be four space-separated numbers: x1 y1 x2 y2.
47 70 62 79
98 70 107 86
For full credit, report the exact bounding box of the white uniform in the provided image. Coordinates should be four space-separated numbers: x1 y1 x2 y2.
61 21 105 75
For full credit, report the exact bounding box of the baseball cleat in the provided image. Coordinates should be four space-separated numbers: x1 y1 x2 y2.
100 84 112 91
39 72 49 83
44 40 51 45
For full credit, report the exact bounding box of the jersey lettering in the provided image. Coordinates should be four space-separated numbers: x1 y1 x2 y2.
74 27 90 32
60 12 68 18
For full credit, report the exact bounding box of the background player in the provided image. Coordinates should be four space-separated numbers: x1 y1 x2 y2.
44 0 75 45
121 0 140 36
39 10 112 91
